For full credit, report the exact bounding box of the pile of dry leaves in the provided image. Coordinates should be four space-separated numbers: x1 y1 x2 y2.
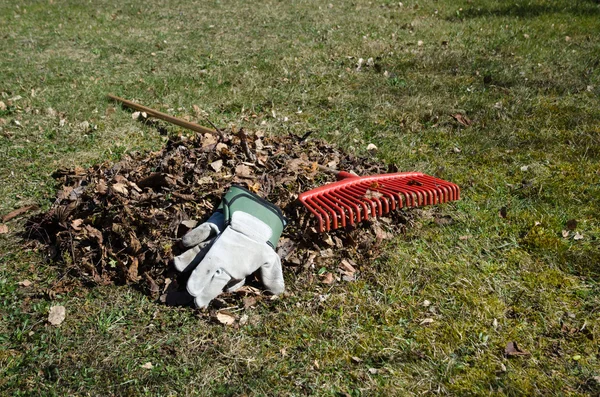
26 128 413 305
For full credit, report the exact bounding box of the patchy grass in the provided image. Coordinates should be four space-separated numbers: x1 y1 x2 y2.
1 0 599 395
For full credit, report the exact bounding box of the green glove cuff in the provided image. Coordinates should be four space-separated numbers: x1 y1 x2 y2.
217 185 286 248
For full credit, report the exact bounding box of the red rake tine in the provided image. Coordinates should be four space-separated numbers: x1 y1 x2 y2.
299 165 461 232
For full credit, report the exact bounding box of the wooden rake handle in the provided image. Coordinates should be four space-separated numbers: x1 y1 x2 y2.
107 94 217 136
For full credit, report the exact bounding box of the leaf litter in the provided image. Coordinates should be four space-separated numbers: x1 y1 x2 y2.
24 128 420 308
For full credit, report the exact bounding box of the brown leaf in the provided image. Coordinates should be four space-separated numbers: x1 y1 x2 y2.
505 341 530 357
0 224 8 234
235 164 253 178
96 179 108 195
372 222 394 239
364 189 383 199
202 133 218 148
420 318 435 325
71 219 84 231
141 362 154 369
48 305 66 326
243 296 258 308
246 182 261 193
145 274 160 296
2 205 38 222
210 160 223 172
452 113 472 127
216 312 236 325
321 272 335 284
340 259 356 274
83 225 103 244
18 279 33 287
129 232 142 254
112 183 129 196
566 219 577 230
127 257 139 281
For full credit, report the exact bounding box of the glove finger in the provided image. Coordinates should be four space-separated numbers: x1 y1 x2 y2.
260 251 285 295
188 268 231 309
173 239 213 272
182 223 215 247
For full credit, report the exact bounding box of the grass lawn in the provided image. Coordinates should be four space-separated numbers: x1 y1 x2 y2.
1 0 599 395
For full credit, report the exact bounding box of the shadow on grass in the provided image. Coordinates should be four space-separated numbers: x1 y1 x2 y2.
448 1 600 20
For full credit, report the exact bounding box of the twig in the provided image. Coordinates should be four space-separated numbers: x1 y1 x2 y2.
238 128 256 162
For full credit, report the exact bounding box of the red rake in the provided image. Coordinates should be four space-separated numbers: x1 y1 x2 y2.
299 166 460 232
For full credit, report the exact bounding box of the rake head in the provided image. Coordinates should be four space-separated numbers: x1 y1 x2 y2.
299 171 460 232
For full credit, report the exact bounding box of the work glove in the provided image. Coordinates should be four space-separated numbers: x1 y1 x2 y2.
174 185 286 309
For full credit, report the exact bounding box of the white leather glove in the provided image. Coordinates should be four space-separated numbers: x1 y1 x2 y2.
173 185 286 308
174 211 225 273
186 211 285 308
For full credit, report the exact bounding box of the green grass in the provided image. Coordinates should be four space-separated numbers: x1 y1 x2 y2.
1 0 599 395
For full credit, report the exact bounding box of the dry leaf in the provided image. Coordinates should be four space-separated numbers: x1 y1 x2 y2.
243 296 258 308
197 176 213 185
71 219 84 231
566 219 577 230
48 305 66 326
422 300 432 307
216 312 236 325
562 230 570 238
0 101 6 111
364 189 383 199
2 205 38 223
320 249 334 258
128 257 139 281
367 143 378 151
235 164 253 178
141 362 154 369
340 259 356 274
112 183 129 195
247 182 261 193
181 220 198 229
452 113 472 127
18 280 32 287
210 160 223 172
351 356 362 363
573 232 584 240
321 272 335 284
459 235 471 240
96 179 108 195
420 318 434 325
132 111 141 120
202 133 217 148
505 341 530 357
0 224 8 234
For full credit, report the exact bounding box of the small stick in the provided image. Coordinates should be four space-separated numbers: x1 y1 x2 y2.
238 128 256 162
107 94 219 136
